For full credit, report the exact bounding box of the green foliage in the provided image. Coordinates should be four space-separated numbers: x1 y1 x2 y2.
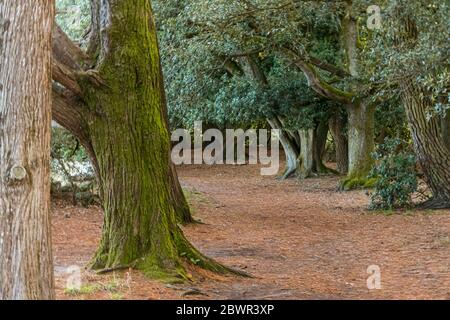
56 0 90 41
52 127 88 164
153 0 341 131
363 0 449 117
368 138 418 210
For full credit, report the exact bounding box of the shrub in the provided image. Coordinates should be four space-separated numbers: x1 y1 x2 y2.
368 138 418 210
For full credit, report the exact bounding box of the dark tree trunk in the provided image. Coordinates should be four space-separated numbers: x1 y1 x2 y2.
88 0 220 275
49 0 227 277
401 82 450 208
329 111 349 174
312 120 333 174
0 0 55 299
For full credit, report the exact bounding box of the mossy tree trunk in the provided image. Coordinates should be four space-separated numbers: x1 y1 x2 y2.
341 101 375 190
50 0 225 278
442 109 450 151
86 0 211 274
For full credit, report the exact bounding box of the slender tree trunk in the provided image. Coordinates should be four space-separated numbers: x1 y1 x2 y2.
341 101 375 190
401 82 450 208
312 120 333 174
329 112 349 174
298 129 314 178
0 1 55 299
80 0 228 276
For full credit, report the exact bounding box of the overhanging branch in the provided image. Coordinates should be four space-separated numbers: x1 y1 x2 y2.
282 48 354 105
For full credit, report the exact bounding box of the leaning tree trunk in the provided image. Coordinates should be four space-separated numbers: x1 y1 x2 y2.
329 112 349 174
0 1 55 299
267 118 300 179
312 120 334 174
401 82 450 208
341 101 375 190
79 0 228 277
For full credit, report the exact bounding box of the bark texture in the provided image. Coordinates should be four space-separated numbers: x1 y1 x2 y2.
401 82 450 208
341 101 375 190
50 2 192 225
0 1 55 299
70 0 225 276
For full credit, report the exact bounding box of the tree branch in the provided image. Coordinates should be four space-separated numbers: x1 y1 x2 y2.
52 86 100 180
308 56 351 79
52 25 106 96
52 25 90 70
52 58 82 95
282 48 354 105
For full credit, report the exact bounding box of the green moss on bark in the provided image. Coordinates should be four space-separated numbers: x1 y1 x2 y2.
78 0 236 280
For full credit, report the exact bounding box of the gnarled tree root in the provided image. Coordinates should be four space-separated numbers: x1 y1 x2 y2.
417 198 450 210
89 229 251 283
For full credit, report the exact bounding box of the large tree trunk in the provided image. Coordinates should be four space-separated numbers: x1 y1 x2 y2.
329 111 349 174
79 0 227 276
0 1 55 299
341 101 375 190
401 82 450 208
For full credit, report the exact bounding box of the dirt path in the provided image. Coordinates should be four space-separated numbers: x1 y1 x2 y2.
53 164 450 300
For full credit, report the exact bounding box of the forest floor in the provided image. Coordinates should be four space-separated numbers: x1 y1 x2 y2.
53 163 450 300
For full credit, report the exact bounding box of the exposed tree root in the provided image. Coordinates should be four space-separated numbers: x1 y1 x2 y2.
416 198 450 210
278 166 298 180
89 227 250 283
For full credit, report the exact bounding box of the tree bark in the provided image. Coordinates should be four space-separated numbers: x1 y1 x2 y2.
442 109 450 151
341 101 375 190
267 118 300 179
0 1 55 299
50 4 193 224
298 129 314 178
77 0 227 276
312 120 332 174
329 111 349 174
401 82 450 208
